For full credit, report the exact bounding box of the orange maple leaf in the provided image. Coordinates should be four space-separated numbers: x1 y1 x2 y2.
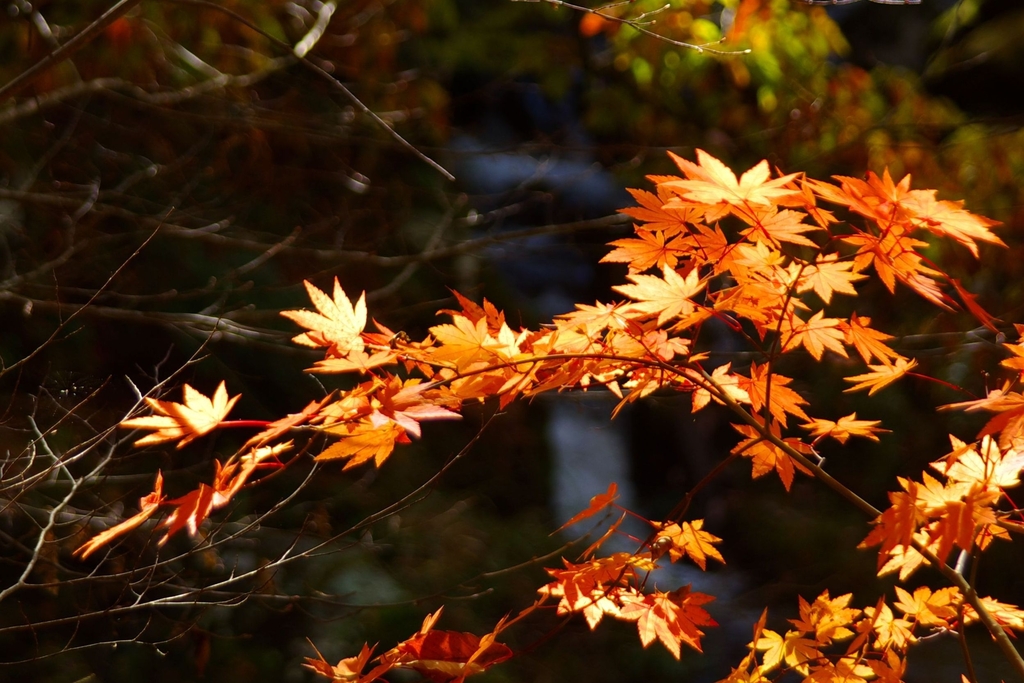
860 478 923 559
796 254 866 304
962 596 1024 632
121 381 240 448
618 185 703 236
737 363 809 428
244 395 335 448
617 586 717 659
613 265 706 326
843 357 917 395
783 310 848 361
650 519 724 570
281 278 367 357
902 192 1004 257
662 149 799 209
160 442 291 544
75 472 165 559
369 377 462 439
381 620 513 683
601 229 692 273
801 413 888 445
320 421 410 469
735 206 822 247
840 313 900 366
557 482 618 531
787 591 860 645
731 422 812 491
303 641 378 683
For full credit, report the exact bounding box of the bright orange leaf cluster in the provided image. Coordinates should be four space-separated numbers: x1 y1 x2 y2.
76 150 1024 681
719 586 1024 683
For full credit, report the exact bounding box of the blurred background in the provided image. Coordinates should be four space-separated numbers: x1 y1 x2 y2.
1 0 1023 681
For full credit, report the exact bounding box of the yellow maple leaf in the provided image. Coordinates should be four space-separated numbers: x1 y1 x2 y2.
281 278 367 356
121 381 240 448
962 596 1024 632
861 601 914 651
892 586 959 628
755 628 821 675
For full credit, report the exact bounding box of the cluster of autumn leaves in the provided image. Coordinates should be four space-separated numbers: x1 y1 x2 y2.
75 150 1024 681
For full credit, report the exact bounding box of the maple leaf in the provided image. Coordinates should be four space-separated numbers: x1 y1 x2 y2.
557 482 618 531
617 586 717 659
859 478 923 559
429 314 518 369
860 601 914 651
843 357 917 395
320 421 409 469
662 149 799 209
304 641 377 682
796 254 866 304
382 628 513 683
731 422 812 491
783 310 848 361
369 378 462 438
438 290 507 332
962 596 1024 633
601 229 692 273
866 649 908 683
809 169 923 227
121 381 240 448
281 278 367 357
801 413 889 445
902 192 1004 258
613 264 706 326
735 206 822 247
75 472 165 559
944 386 1024 449
618 185 703 236
755 628 822 674
931 435 1024 491
840 314 900 366
892 586 959 628
159 442 291 544
737 363 809 428
541 552 639 620
692 363 751 413
244 394 335 448
787 591 860 646
160 483 216 543
312 350 399 374
650 519 724 570
803 658 874 683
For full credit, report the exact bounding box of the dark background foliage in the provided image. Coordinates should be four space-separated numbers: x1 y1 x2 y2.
1 1 1023 681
